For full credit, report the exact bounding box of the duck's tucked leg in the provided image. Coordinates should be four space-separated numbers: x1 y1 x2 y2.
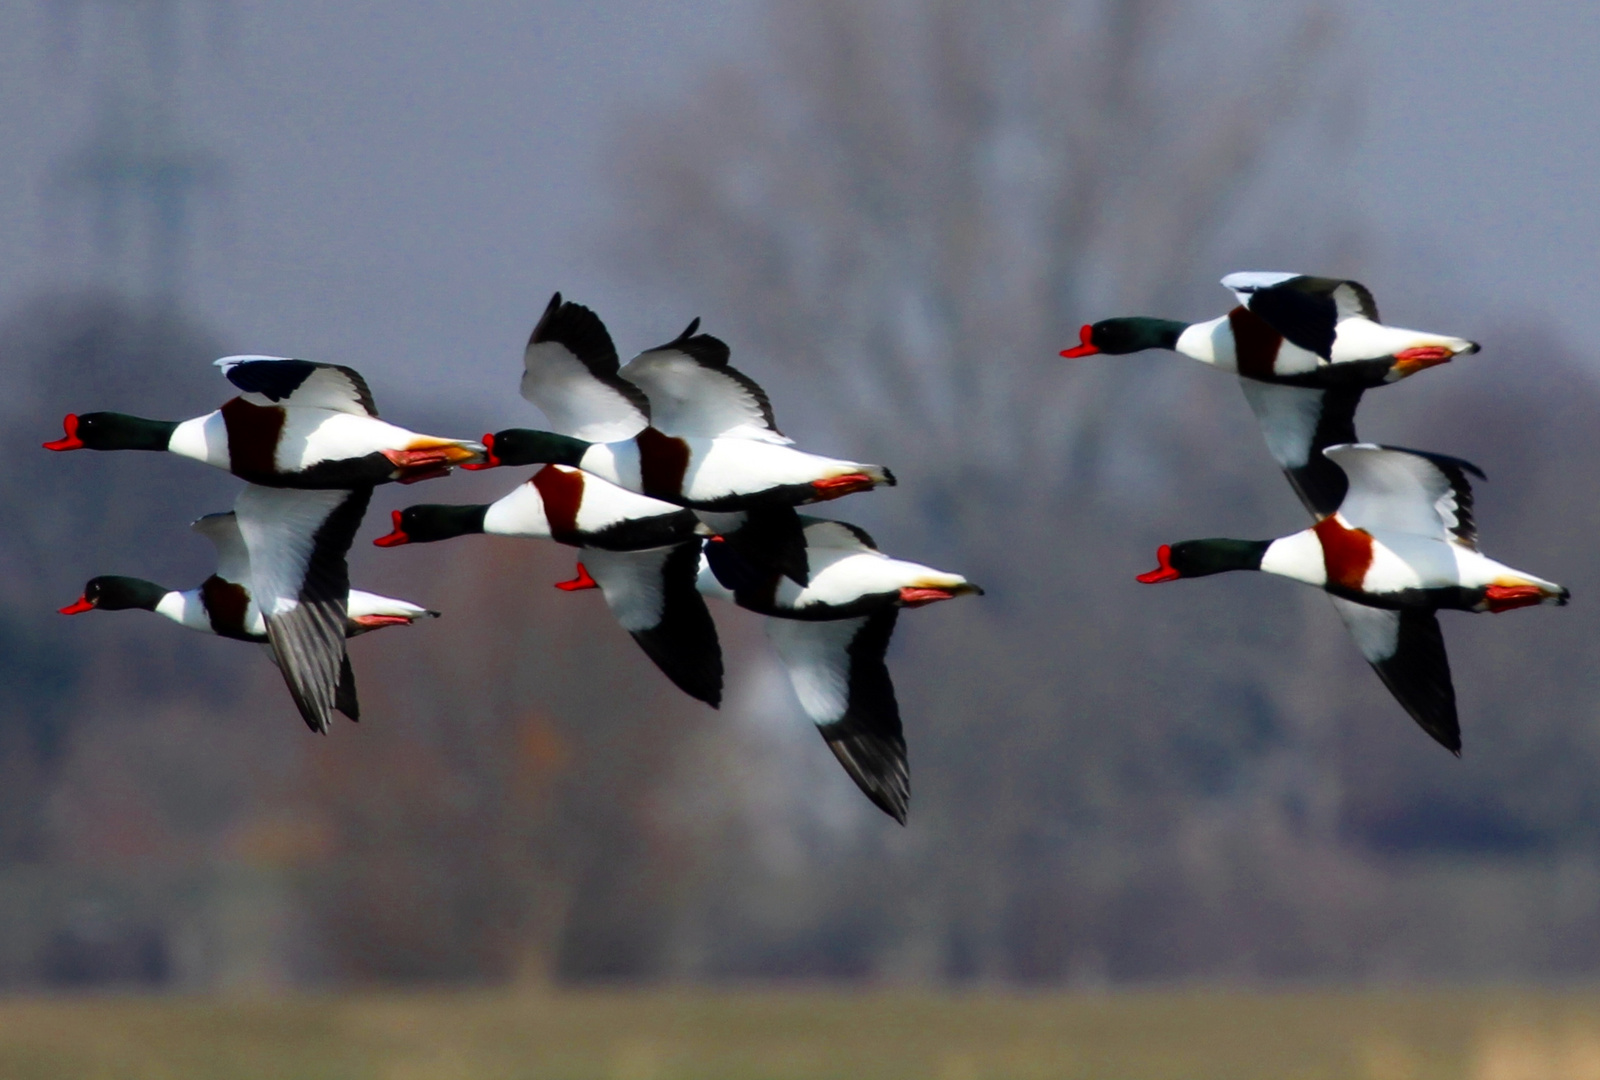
554 563 599 591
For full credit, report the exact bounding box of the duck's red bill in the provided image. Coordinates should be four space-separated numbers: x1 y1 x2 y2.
555 563 599 591
1136 544 1181 584
59 595 94 615
350 613 414 628
1483 584 1545 613
43 414 84 451
461 433 501 470
810 473 874 499
373 510 410 547
1060 325 1099 358
1392 346 1454 375
899 587 956 606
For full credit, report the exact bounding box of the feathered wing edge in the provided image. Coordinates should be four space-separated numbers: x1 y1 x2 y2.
262 487 373 733
1329 597 1460 754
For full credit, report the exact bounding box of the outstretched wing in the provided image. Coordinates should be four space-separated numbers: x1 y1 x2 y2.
798 515 880 553
216 356 378 417
1221 273 1380 359
701 506 812 586
1237 381 1365 518
1329 597 1460 754
766 609 908 824
235 484 373 733
191 511 253 586
1325 443 1482 548
519 293 651 442
620 319 791 443
582 542 723 707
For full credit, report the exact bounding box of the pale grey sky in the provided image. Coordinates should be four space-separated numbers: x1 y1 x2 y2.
1 1 1596 423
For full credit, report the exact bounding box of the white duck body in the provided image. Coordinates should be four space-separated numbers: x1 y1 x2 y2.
1259 518 1564 608
166 408 474 477
575 436 890 508
773 534 975 616
1171 313 1474 381
480 465 696 548
153 584 432 640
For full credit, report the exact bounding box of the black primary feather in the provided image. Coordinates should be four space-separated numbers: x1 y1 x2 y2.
265 486 372 733
528 292 653 420
626 542 723 708
1369 609 1460 755
816 609 908 824
1283 387 1364 518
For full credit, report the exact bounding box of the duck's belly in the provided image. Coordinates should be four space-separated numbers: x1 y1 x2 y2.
278 411 424 470
680 440 857 503
1361 533 1459 593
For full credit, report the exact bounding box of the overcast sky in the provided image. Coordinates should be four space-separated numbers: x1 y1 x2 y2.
1 1 1596 425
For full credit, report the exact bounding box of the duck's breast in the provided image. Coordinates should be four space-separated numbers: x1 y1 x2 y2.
167 411 231 469
1176 315 1236 371
578 441 638 490
155 588 223 634
483 480 555 538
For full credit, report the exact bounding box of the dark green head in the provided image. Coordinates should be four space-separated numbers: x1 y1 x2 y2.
1137 539 1269 583
372 505 489 547
43 412 178 452
1061 318 1189 358
60 575 169 614
476 428 590 469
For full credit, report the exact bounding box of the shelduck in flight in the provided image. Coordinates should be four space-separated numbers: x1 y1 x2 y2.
374 467 721 708
1137 444 1567 753
1062 273 1480 516
61 507 436 729
693 515 982 824
44 356 484 487
468 295 895 581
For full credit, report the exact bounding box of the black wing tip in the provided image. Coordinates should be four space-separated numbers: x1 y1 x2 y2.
648 317 730 367
529 294 620 370
1370 443 1487 482
820 722 909 825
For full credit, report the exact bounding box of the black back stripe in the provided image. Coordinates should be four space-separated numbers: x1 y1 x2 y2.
225 360 378 416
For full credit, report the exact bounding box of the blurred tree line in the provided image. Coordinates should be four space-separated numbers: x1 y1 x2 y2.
2 0 1599 989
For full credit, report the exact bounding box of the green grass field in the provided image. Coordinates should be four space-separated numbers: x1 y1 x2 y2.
0 987 1596 1080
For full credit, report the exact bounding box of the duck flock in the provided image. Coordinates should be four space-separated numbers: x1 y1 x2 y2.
45 274 1567 825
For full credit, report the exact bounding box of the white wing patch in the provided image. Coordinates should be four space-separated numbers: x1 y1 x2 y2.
1328 596 1401 664
521 343 650 442
766 616 866 725
621 345 791 444
1221 270 1300 306
582 548 671 632
234 485 349 615
191 511 253 585
1325 444 1465 541
1238 380 1325 469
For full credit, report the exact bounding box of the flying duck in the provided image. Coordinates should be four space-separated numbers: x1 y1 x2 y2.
60 505 432 728
470 295 894 515
693 516 982 824
374 468 721 707
1136 444 1568 753
44 356 485 487
1061 274 1481 515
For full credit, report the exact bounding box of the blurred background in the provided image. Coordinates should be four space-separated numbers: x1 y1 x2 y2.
2 0 1600 1040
